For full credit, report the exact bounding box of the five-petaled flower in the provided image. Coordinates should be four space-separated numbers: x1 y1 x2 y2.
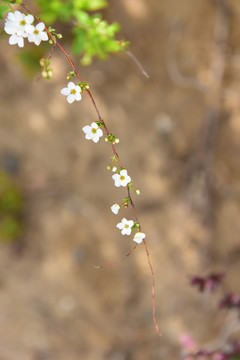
117 218 134 235
111 203 120 215
61 82 82 104
133 232 146 244
82 122 103 143
112 169 131 187
4 10 34 47
28 22 48 46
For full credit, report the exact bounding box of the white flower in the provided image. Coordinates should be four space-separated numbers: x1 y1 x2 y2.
61 82 82 104
4 11 34 47
133 232 146 244
116 218 134 236
112 169 131 187
111 203 120 215
28 22 48 46
82 122 103 143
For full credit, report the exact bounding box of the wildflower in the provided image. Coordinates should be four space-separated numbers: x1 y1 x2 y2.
61 82 82 104
4 10 34 47
82 122 103 143
116 218 134 235
28 22 48 46
112 169 131 187
111 203 120 215
133 232 146 244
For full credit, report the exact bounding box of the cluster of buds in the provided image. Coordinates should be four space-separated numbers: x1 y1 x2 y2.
105 133 119 145
40 58 52 80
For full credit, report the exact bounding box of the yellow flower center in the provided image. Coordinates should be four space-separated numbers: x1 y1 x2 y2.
92 128 97 134
71 89 76 94
20 20 26 25
125 224 129 228
34 29 39 34
120 176 125 180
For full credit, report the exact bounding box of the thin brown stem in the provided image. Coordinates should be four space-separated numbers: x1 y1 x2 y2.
143 239 161 336
19 1 161 337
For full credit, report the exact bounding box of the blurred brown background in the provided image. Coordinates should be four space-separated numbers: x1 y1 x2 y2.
0 0 240 359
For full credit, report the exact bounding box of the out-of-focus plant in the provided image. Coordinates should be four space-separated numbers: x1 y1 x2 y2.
179 273 240 360
37 0 128 65
1 0 160 338
0 171 24 242
0 0 128 67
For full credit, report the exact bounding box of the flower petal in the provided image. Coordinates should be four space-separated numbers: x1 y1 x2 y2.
85 134 93 140
9 34 18 45
61 87 70 96
120 169 128 177
18 36 24 47
68 82 75 90
75 92 82 101
92 136 99 143
82 125 91 134
67 94 75 103
25 14 34 24
7 12 15 21
40 31 48 41
96 128 103 137
91 122 98 129
34 37 41 46
4 24 16 35
36 22 45 31
28 34 34 42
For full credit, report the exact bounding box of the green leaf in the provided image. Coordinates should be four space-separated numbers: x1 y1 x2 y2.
0 4 9 19
0 216 22 241
0 173 23 214
72 26 86 54
74 0 108 11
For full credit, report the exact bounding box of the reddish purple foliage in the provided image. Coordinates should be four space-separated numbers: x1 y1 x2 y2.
219 293 240 310
191 273 225 293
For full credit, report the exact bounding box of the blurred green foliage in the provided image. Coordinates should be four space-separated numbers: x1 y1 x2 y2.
36 0 128 65
0 0 128 65
0 171 24 242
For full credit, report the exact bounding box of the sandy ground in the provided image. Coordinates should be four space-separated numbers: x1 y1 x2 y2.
0 0 240 359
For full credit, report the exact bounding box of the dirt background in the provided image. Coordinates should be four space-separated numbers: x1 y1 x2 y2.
0 0 240 359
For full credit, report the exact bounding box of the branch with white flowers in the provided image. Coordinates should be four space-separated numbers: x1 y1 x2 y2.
2 2 161 337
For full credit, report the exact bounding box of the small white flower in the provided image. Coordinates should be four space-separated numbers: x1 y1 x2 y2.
111 203 120 215
4 11 34 47
61 82 82 104
82 122 103 143
133 232 146 244
112 166 117 172
28 22 48 46
112 169 131 187
116 218 134 236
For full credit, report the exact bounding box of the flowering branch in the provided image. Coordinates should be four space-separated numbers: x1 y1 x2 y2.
3 1 161 337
